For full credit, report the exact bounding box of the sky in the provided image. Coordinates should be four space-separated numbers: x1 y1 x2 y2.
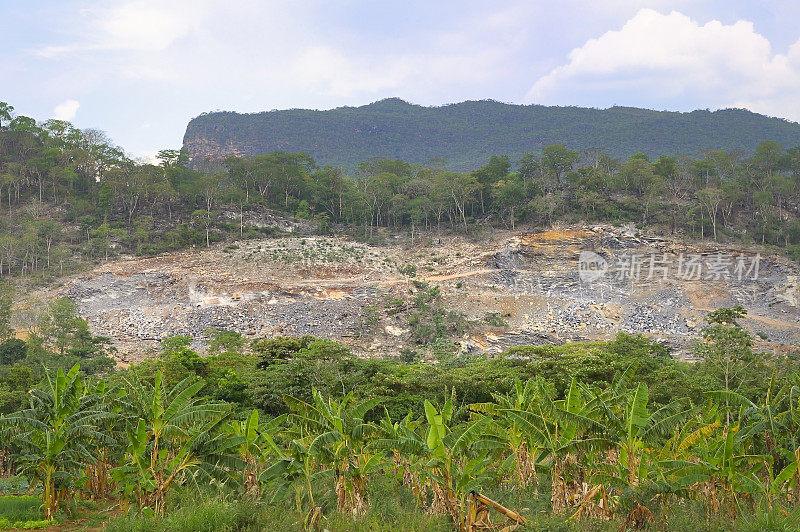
2 0 800 160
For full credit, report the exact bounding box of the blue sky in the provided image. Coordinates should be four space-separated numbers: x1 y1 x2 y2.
2 1 800 159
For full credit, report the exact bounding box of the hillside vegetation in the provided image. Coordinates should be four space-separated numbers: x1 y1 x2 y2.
3 99 800 287
183 98 800 170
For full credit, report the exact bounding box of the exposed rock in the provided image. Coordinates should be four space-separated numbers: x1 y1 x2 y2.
30 226 800 362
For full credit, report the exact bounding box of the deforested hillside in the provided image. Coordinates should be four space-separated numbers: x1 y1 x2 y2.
183 98 800 170
32 226 799 362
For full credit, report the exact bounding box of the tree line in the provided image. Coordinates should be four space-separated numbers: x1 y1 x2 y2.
3 100 800 280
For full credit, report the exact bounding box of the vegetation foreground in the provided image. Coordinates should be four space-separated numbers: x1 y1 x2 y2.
0 306 798 530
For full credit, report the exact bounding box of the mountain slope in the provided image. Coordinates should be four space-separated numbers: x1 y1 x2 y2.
182 98 800 170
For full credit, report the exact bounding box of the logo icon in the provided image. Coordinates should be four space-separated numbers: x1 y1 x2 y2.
578 251 608 282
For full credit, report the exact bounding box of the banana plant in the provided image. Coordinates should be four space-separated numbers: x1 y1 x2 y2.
772 444 800 507
284 388 384 515
590 382 695 489
374 409 428 501
504 377 606 515
706 379 800 510
421 396 508 530
111 371 234 515
573 381 696 524
469 378 544 489
666 420 766 519
728 374 798 459
260 436 332 531
82 379 130 500
226 409 285 494
762 374 800 507
0 364 107 520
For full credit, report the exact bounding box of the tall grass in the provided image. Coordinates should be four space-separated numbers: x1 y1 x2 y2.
103 497 270 532
103 476 451 532
0 495 41 522
99 478 800 532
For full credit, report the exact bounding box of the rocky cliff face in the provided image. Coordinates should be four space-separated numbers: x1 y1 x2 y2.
50 226 800 362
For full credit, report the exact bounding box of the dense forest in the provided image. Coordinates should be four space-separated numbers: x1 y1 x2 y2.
183 98 800 170
2 99 800 283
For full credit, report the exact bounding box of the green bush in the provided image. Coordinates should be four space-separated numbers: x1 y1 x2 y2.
0 477 29 496
0 339 26 365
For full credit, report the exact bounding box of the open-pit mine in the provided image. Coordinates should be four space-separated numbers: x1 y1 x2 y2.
36 225 800 363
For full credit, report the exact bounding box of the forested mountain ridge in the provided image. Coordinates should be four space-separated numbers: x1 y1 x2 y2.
183 98 800 170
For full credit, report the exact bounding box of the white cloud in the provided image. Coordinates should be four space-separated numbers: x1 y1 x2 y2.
527 9 800 121
95 1 200 51
33 1 523 98
53 100 80 121
292 46 413 97
36 0 208 57
290 45 506 98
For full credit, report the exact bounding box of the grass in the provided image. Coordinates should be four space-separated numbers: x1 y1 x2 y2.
103 474 449 532
321 474 450 532
0 495 41 523
30 474 800 531
103 498 269 532
255 239 367 266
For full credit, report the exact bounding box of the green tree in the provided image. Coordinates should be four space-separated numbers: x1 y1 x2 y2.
517 153 541 185
0 281 13 340
190 209 215 247
492 176 525 229
39 297 86 355
697 187 724 241
444 172 479 231
132 216 155 254
473 155 510 213
0 338 26 365
693 306 757 421
156 148 189 168
0 362 35 414
542 144 579 188
0 102 14 128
